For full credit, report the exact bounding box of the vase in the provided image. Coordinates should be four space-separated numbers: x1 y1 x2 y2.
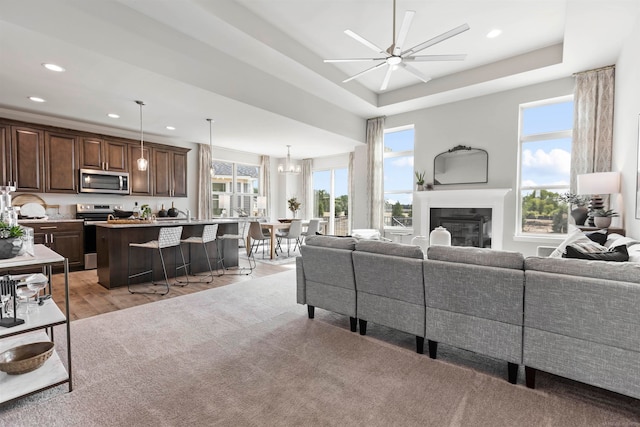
430 226 451 246
416 184 425 191
0 238 23 259
570 207 588 226
593 216 612 228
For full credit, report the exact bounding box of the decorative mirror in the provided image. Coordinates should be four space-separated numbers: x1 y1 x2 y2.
434 145 488 185
636 114 640 219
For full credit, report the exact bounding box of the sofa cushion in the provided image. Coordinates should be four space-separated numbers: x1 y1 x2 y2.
355 239 424 259
563 244 629 262
427 245 524 270
525 256 640 284
304 235 357 250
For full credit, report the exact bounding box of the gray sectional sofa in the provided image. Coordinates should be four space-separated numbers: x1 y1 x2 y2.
296 235 640 400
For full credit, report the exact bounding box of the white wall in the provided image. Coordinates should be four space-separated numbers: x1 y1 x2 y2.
351 78 576 256
612 12 640 238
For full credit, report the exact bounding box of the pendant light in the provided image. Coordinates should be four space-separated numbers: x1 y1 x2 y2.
207 118 215 177
135 100 148 171
278 145 301 174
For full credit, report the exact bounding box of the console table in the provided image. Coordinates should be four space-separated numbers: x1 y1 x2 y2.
0 245 72 405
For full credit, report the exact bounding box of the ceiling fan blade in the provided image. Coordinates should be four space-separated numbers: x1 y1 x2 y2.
405 54 467 62
399 63 432 83
380 65 394 91
401 23 470 57
324 58 386 63
343 62 386 83
393 10 415 55
344 29 386 54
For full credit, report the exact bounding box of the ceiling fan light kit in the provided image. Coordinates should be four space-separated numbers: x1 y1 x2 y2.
325 0 470 91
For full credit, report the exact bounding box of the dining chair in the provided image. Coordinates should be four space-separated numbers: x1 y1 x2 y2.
177 223 223 283
127 226 188 295
248 221 272 259
276 220 302 256
300 219 321 244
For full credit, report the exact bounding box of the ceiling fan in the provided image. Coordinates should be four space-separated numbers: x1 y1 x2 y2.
324 0 470 91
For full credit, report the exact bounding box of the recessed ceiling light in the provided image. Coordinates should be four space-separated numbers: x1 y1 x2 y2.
107 113 120 119
28 96 46 103
486 29 502 38
43 63 65 72
165 126 176 130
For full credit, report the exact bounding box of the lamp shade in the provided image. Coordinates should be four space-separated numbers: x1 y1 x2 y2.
577 172 620 195
257 196 267 209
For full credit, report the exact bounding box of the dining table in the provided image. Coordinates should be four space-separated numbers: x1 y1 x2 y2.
246 220 327 259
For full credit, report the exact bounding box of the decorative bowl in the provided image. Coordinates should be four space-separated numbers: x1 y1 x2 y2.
278 218 293 223
113 209 134 218
0 341 55 375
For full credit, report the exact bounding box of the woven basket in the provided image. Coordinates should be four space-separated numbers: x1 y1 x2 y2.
107 219 154 224
0 341 55 375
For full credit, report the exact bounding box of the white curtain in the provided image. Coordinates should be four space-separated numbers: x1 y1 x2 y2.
260 155 271 219
197 143 212 219
302 159 313 219
348 151 354 234
367 117 385 232
570 66 615 191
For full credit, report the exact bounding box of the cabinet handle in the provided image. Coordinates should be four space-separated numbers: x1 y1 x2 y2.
50 234 54 244
40 226 58 230
106 162 109 170
44 234 48 244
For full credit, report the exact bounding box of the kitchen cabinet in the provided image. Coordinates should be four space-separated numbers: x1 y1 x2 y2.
1 124 9 186
44 131 78 193
129 144 152 196
0 245 72 405
152 146 188 197
9 126 44 192
80 137 128 172
27 221 84 271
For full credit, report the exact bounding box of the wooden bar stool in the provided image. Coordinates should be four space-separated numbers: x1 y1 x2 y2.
177 224 223 283
127 226 189 295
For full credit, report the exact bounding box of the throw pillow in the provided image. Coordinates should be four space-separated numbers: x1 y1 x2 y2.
569 241 607 253
584 229 608 245
549 228 590 258
563 244 629 262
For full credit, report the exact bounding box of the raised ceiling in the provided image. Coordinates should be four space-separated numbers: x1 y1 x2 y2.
0 0 637 159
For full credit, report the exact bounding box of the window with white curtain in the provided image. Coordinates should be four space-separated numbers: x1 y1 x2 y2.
211 161 260 216
517 96 573 235
383 125 414 229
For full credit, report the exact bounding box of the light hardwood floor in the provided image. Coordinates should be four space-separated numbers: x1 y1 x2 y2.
50 261 293 321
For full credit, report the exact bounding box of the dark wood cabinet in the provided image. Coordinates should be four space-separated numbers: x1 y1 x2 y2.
81 137 128 172
9 126 44 192
0 124 9 186
129 144 152 195
152 146 188 197
26 221 84 271
45 131 78 193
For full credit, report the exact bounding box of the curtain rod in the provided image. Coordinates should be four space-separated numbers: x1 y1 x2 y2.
572 64 615 76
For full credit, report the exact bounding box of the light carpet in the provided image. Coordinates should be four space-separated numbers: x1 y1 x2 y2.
1 270 639 426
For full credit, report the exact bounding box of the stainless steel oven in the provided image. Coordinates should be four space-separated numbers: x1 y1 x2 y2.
76 204 122 269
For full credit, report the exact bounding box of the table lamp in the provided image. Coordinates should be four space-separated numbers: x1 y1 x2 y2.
256 196 267 217
576 171 620 226
219 194 230 217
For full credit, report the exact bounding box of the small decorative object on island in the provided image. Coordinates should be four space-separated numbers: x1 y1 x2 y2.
430 226 451 246
158 204 168 217
140 204 152 220
590 209 619 228
287 197 301 218
557 192 589 226
1 276 25 328
415 171 426 191
168 202 179 217
0 221 25 259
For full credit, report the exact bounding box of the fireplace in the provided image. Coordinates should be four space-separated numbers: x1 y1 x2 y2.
415 188 511 250
430 208 492 248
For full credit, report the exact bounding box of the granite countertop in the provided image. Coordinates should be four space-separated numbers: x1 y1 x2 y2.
18 218 83 224
96 218 238 228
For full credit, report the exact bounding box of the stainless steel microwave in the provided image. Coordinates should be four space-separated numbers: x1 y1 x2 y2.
79 169 130 195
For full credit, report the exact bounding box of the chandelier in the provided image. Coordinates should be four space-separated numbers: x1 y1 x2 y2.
278 145 301 174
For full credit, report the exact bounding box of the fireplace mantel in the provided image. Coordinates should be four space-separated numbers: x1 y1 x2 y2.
415 188 511 250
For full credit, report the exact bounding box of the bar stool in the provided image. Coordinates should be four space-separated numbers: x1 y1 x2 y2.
177 224 223 283
218 221 255 275
127 226 189 295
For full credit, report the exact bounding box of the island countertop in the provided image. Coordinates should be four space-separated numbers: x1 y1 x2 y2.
95 218 238 228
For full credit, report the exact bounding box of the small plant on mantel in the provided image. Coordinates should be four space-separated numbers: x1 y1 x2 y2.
415 171 426 191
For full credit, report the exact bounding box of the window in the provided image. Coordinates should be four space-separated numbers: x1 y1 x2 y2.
312 168 349 235
211 161 260 216
383 126 414 229
517 96 573 235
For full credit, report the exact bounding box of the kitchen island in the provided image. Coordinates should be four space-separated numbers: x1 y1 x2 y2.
96 219 239 289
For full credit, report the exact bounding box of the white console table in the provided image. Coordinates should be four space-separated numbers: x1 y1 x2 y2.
0 245 72 405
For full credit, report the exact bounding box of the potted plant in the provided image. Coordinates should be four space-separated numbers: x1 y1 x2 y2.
589 208 619 228
287 197 302 218
0 221 25 259
557 192 589 225
415 171 426 191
